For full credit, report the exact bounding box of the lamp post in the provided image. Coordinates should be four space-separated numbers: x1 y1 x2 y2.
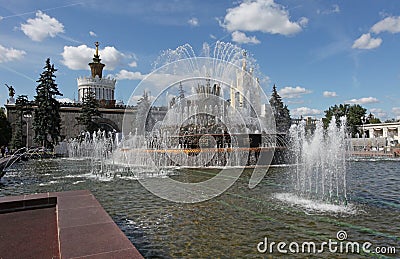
23 113 32 148
361 115 367 151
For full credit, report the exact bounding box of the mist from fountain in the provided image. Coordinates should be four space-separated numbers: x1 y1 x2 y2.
275 117 349 211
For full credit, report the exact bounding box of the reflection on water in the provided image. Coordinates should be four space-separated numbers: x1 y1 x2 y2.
0 158 399 258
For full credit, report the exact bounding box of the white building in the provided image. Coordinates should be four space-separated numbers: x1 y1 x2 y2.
229 51 261 116
360 122 400 145
77 42 116 105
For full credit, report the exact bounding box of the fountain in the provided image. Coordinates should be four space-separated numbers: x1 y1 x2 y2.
115 41 278 169
63 42 284 202
275 117 351 213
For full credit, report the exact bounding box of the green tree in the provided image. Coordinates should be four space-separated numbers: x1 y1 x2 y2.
11 95 31 149
76 90 102 133
366 112 381 124
322 104 367 136
269 84 291 133
0 107 12 147
33 58 63 149
385 118 400 123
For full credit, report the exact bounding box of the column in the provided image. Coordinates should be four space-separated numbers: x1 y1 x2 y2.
397 126 400 141
383 127 388 138
369 129 374 138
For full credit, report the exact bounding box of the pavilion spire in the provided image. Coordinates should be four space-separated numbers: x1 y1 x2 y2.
89 41 105 78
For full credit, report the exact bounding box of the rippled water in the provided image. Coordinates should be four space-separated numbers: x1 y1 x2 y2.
0 158 399 258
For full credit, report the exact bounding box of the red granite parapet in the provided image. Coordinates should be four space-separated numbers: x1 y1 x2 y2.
0 190 143 259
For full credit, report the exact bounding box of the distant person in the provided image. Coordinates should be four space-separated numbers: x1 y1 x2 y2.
5 146 8 156
1 146 4 157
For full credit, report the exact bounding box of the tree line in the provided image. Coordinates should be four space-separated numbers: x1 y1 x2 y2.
0 58 396 150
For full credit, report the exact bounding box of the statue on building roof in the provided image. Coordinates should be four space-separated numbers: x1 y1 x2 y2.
5 84 15 97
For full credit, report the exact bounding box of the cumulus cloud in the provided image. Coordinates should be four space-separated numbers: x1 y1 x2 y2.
278 86 312 98
0 44 26 63
89 31 97 37
57 97 74 103
345 97 379 104
352 16 400 51
20 11 64 41
291 107 323 117
352 33 382 49
61 45 127 70
221 0 307 36
392 107 400 119
188 17 199 27
323 91 337 97
115 69 145 80
231 31 260 44
371 16 400 34
369 108 387 119
317 4 340 15
128 61 137 67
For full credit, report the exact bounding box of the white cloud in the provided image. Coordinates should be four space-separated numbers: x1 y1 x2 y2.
61 45 93 70
298 17 309 27
115 69 145 80
352 33 382 49
57 97 74 103
291 107 323 117
188 17 199 27
20 11 64 41
0 44 26 63
371 16 400 34
392 107 400 119
128 61 137 67
222 0 307 36
89 31 97 37
278 86 312 98
345 97 379 104
369 108 387 119
317 4 340 15
61 45 126 70
287 100 304 104
210 34 217 39
323 91 337 97
231 31 260 44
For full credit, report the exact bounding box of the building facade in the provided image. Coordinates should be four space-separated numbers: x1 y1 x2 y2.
5 43 166 147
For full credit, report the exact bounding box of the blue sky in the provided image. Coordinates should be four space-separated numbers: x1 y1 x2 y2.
1 0 400 120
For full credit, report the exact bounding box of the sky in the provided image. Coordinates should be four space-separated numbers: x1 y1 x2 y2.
1 0 400 120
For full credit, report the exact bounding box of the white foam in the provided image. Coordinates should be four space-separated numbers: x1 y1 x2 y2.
72 180 86 185
274 192 356 215
39 180 59 186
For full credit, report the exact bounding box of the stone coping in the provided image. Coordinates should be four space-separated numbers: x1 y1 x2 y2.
0 190 143 259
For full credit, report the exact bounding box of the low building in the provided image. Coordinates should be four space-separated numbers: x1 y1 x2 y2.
360 122 400 143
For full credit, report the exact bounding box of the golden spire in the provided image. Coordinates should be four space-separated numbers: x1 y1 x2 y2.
89 41 105 78
95 41 99 57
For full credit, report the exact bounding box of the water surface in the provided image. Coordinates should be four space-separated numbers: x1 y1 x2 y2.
1 158 399 258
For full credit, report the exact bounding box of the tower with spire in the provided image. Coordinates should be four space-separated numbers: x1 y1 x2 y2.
229 50 261 116
77 42 117 106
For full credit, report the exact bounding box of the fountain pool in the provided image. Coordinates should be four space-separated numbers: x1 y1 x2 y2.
1 158 399 258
